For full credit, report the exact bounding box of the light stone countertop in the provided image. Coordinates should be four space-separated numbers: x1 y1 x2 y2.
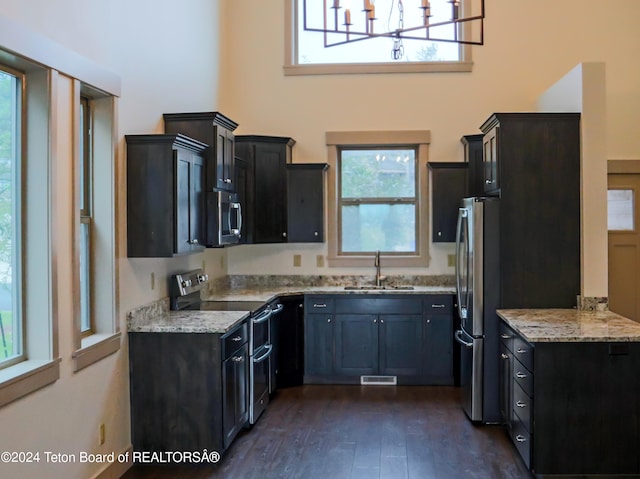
497 308 640 343
128 309 251 334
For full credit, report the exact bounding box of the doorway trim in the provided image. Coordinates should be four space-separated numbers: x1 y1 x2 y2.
608 160 640 174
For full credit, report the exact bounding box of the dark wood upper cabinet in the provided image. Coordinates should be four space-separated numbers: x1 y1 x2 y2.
461 134 484 197
126 134 207 257
236 135 327 244
428 162 468 243
287 164 328 242
163 111 239 192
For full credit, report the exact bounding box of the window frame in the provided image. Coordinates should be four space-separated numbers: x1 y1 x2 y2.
326 130 431 267
284 0 474 76
0 64 24 370
337 146 419 256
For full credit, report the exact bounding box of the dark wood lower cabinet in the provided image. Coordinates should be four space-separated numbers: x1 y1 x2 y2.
304 294 454 385
273 296 305 388
128 320 249 457
500 320 640 476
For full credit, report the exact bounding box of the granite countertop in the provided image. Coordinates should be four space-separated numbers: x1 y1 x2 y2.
497 308 640 343
127 299 251 334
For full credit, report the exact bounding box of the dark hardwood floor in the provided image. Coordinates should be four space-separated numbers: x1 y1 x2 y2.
122 385 532 479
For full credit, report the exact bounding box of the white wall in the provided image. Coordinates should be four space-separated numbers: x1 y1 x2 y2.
538 63 608 298
222 0 640 277
0 2 226 478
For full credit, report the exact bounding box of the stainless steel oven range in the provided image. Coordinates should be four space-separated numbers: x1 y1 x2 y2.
170 269 281 426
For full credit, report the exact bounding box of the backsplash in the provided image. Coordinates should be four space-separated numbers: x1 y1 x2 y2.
212 274 455 292
578 296 609 312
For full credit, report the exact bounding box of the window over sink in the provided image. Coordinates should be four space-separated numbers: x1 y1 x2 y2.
326 130 430 267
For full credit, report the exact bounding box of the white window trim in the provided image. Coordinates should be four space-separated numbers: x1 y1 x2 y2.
283 0 474 76
325 130 431 267
71 82 120 372
0 14 121 404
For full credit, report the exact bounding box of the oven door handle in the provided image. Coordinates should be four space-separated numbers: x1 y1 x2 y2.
252 307 272 324
253 344 273 363
270 303 284 316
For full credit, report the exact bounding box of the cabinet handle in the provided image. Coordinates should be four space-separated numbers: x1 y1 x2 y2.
232 356 244 363
431 304 446 309
314 231 318 236
501 353 509 359
190 238 199 245
515 372 527 379
282 232 287 237
516 348 527 354
485 179 492 184
224 178 233 184
231 336 243 342
327 318 331 323
515 435 527 443
500 333 511 339
516 401 527 408
426 319 431 323
380 319 384 324
373 319 377 323
313 303 327 308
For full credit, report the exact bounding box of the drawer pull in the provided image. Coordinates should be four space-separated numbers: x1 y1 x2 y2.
313 303 327 308
516 348 527 354
231 336 243 342
515 435 527 443
431 304 446 309
501 353 509 359
515 372 527 379
516 401 527 408
232 356 244 363
500 333 511 339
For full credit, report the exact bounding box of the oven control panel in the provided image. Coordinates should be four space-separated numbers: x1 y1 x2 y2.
170 269 209 309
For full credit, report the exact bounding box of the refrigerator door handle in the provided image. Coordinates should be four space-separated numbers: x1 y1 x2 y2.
455 330 474 348
456 208 468 319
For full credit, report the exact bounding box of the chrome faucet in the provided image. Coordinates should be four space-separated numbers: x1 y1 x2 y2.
374 250 386 287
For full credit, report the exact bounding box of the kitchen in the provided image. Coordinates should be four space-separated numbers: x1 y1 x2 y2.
0 1 639 479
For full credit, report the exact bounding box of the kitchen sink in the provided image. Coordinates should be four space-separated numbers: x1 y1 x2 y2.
343 285 415 290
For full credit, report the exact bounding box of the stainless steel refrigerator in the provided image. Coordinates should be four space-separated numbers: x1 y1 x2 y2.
455 197 501 423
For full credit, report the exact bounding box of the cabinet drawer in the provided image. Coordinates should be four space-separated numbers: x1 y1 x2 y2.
222 321 248 360
513 357 533 397
499 321 514 352
423 295 453 314
511 418 531 469
513 381 532 433
513 335 534 372
306 297 335 313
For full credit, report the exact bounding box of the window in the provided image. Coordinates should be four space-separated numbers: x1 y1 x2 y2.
326 130 430 267
339 148 417 254
79 97 92 334
285 0 476 75
608 189 635 231
0 67 22 370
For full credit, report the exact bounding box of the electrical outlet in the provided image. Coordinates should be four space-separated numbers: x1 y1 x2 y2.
316 255 325 267
448 254 456 268
99 424 105 446
293 254 302 267
150 272 155 290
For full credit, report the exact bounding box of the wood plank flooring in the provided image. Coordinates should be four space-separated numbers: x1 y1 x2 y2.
121 385 532 479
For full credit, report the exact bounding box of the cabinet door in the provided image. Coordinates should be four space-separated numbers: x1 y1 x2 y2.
305 313 335 376
214 126 236 191
483 126 499 193
499 342 513 428
175 149 205 255
429 163 468 243
222 343 248 449
335 314 378 376
276 298 305 387
253 143 288 243
190 152 205 249
379 315 422 377
423 313 454 384
287 165 326 242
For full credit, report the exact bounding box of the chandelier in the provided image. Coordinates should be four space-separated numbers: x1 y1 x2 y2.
301 0 485 60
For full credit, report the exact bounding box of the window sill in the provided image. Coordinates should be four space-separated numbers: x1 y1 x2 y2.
0 359 61 408
73 332 121 372
283 61 473 76
327 255 430 268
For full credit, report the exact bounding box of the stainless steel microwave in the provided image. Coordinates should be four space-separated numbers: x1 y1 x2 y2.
206 190 242 246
